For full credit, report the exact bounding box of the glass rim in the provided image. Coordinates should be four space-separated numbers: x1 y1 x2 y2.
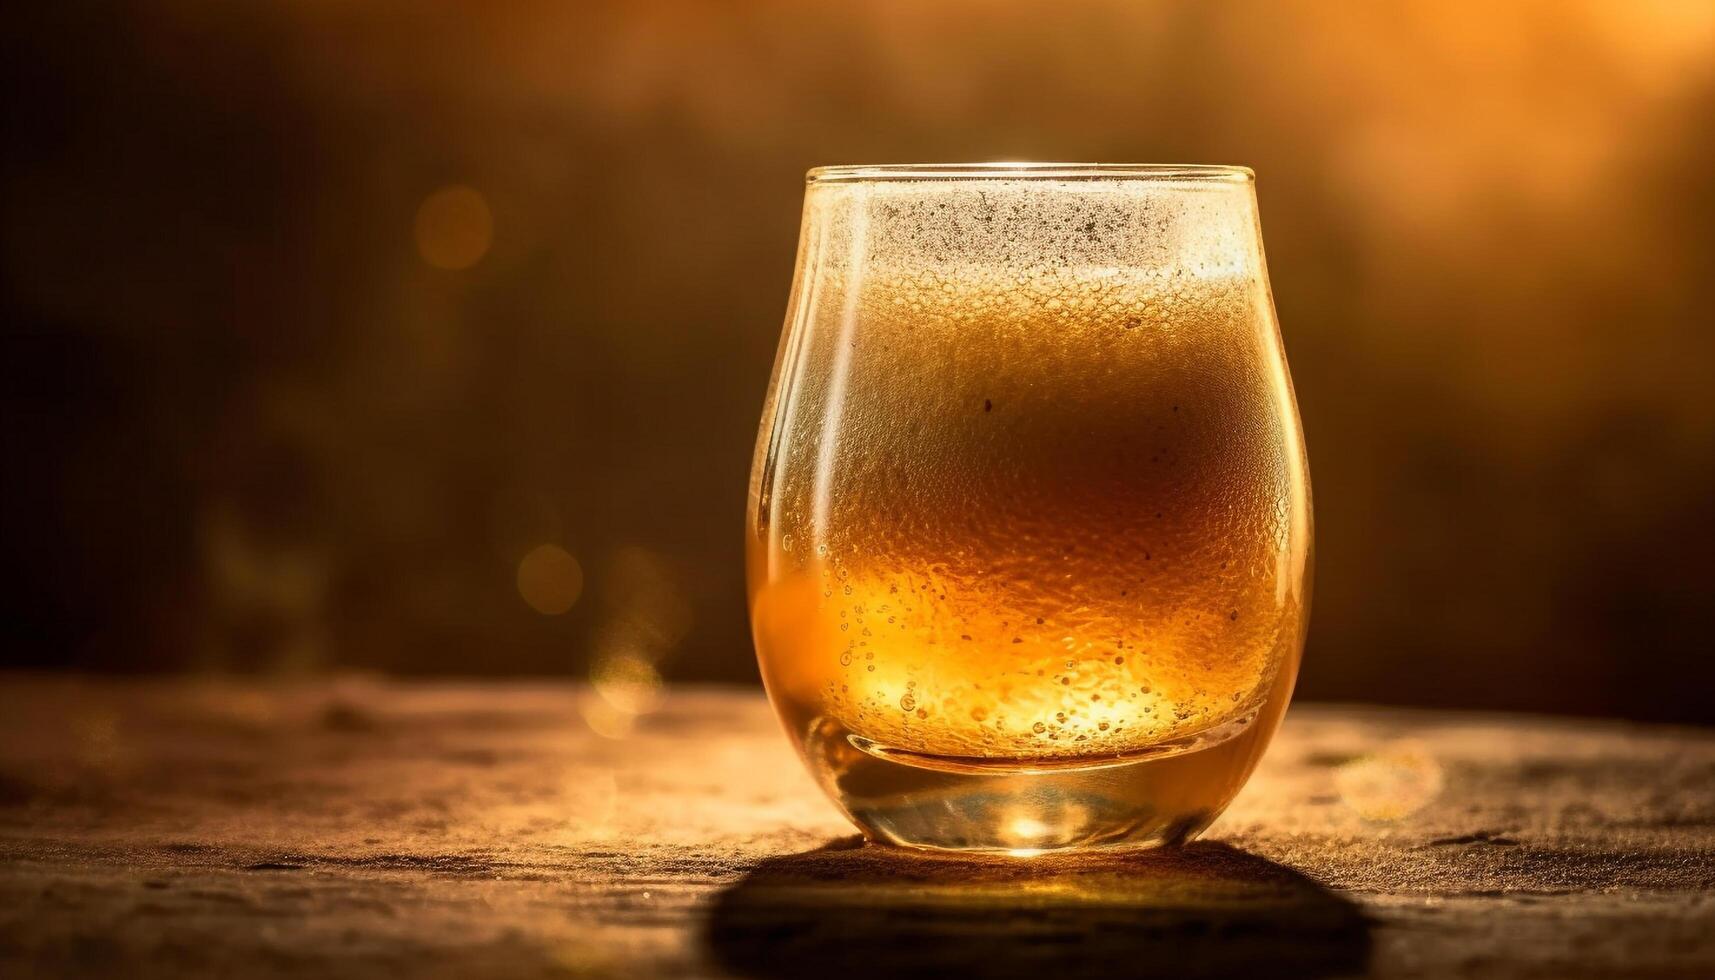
805 162 1255 184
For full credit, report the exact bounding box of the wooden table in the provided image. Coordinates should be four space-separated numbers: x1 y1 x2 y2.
0 677 1710 978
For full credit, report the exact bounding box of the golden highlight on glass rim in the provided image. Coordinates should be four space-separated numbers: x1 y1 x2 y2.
747 163 1311 854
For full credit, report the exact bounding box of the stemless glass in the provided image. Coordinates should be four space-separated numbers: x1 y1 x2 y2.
747 164 1311 854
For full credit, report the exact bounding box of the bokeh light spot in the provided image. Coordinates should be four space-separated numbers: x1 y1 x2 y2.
591 652 664 716
414 184 493 269
578 692 636 739
517 544 583 615
1336 740 1445 821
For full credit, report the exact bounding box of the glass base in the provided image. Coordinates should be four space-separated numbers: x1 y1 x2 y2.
800 714 1277 855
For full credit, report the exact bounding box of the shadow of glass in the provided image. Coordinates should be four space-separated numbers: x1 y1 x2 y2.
705 837 1370 980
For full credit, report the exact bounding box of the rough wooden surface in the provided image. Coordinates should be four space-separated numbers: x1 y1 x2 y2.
0 677 1711 978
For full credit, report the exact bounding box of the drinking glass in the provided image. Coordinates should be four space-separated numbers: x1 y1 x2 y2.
747 164 1311 853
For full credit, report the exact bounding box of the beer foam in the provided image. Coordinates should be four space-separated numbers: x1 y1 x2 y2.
803 177 1262 283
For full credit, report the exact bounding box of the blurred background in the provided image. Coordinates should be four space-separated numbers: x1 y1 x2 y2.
2 1 1711 723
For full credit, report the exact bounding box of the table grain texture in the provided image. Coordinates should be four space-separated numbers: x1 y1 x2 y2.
0 677 1711 978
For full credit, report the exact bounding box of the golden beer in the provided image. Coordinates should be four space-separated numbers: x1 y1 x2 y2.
748 165 1311 852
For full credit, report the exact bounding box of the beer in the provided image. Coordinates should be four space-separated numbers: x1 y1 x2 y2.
748 165 1311 852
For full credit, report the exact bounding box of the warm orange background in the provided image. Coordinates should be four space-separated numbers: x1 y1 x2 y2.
3 1 1712 722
